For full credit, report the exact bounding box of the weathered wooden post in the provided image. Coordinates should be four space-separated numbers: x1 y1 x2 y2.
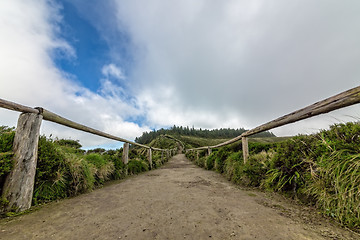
2 112 43 212
122 142 129 165
242 137 249 163
148 148 152 169
207 147 212 156
196 151 199 161
161 150 164 162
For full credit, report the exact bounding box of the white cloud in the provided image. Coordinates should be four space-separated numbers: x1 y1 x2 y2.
101 63 126 81
0 0 149 148
1 0 360 151
111 0 360 135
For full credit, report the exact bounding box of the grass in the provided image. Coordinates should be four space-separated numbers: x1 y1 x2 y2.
185 122 360 231
0 129 177 215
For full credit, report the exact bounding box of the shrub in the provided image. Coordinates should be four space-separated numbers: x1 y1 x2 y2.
34 136 68 204
185 150 197 161
0 126 15 153
184 122 360 230
128 159 148 175
87 148 106 154
262 136 314 195
306 151 360 228
241 151 274 187
104 150 125 180
85 153 114 184
214 148 231 173
249 142 274 154
223 152 242 181
55 139 82 149
196 156 206 168
205 153 216 170
65 154 95 195
0 152 14 196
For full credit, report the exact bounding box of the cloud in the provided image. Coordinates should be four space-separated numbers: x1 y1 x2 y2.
111 0 360 135
0 0 149 148
1 0 360 151
101 63 126 81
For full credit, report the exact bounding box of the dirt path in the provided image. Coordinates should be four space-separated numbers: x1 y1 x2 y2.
0 154 358 240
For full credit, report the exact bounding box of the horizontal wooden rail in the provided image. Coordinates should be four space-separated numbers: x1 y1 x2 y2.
162 134 185 149
188 85 360 151
0 98 165 151
0 98 39 114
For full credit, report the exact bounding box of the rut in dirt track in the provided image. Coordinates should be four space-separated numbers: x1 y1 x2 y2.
0 154 358 240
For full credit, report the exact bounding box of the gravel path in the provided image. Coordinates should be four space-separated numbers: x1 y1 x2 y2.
0 154 358 240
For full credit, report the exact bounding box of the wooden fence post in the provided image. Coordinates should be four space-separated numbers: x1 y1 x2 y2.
242 137 249 163
207 147 212 156
122 142 129 165
196 151 199 161
2 112 43 212
148 148 152 169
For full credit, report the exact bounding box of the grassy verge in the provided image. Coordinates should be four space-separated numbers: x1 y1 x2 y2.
0 127 176 215
186 122 360 231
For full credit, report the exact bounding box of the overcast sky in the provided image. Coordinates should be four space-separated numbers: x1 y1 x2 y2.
1 0 359 149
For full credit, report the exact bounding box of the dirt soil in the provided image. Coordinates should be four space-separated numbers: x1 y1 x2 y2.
0 154 359 240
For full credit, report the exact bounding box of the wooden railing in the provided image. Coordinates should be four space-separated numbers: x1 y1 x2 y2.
2 85 360 212
0 98 176 212
187 85 360 162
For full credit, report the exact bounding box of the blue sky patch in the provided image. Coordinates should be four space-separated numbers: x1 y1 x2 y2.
54 1 111 92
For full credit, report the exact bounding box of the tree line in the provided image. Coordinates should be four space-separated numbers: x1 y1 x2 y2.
135 125 275 144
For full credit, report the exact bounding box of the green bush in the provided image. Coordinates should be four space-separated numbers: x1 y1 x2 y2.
64 154 95 195
189 122 360 230
104 150 125 180
33 136 68 204
185 150 196 161
0 153 13 177
223 152 242 181
0 126 15 153
85 153 107 168
205 153 216 170
213 148 231 173
0 129 173 211
241 151 273 187
262 136 315 195
196 156 206 168
85 153 114 185
306 151 360 228
319 122 360 153
128 159 148 175
0 152 14 196
33 136 69 205
249 142 274 154
55 139 82 149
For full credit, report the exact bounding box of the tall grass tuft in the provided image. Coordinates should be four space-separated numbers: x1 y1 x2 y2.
186 122 360 230
306 151 360 228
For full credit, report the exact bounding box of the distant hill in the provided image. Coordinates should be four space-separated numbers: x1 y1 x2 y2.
135 125 275 145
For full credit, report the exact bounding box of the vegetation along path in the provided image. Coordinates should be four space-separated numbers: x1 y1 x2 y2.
0 154 358 240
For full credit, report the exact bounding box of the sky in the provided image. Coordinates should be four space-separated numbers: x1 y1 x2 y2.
0 0 360 149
